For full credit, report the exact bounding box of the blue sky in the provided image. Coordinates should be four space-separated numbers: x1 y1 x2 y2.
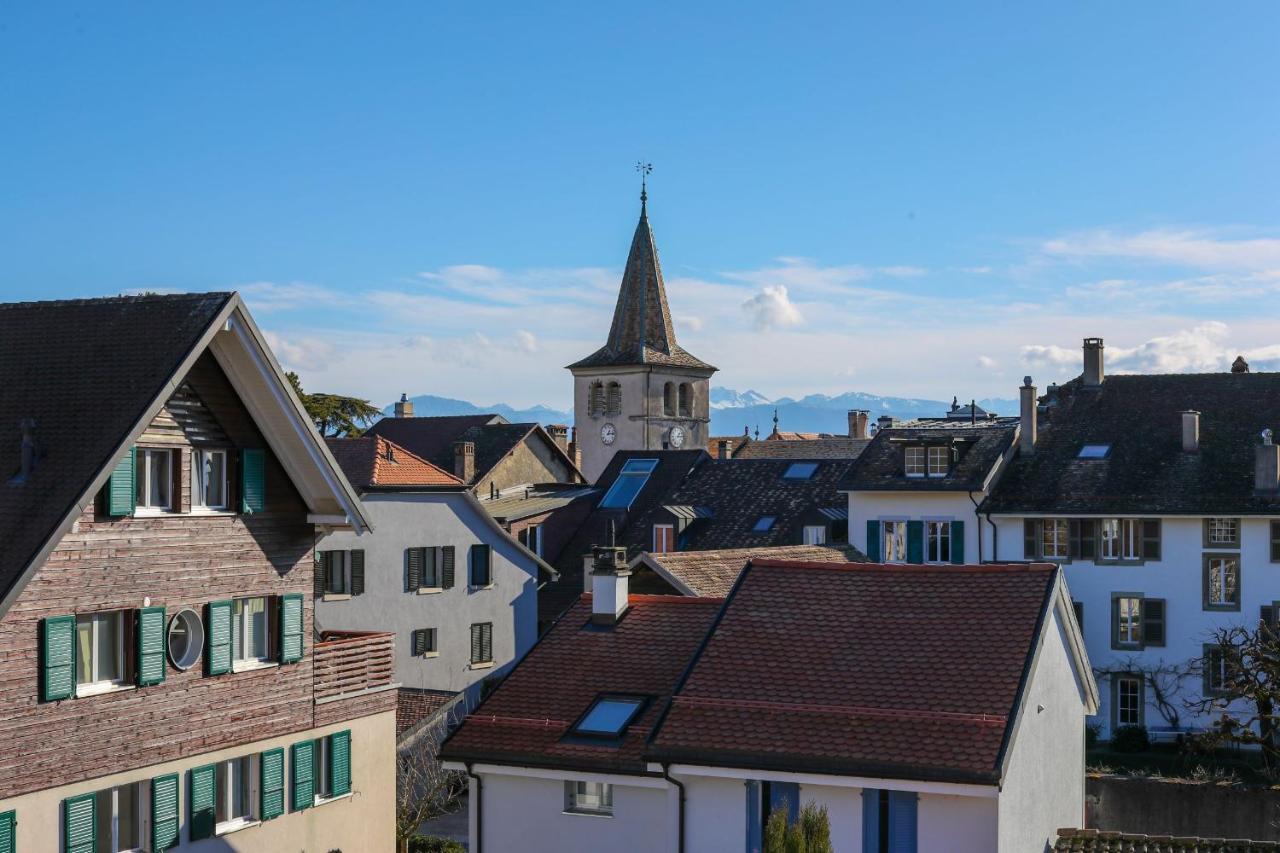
2 3 1278 408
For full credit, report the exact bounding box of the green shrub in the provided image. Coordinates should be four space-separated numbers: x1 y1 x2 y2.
1111 725 1151 753
800 801 832 853
1085 723 1101 750
763 809 788 853
408 836 466 853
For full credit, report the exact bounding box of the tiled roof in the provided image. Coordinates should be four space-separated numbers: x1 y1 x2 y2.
647 560 1058 784
566 202 714 372
480 484 599 523
366 416 581 486
1054 829 1280 851
440 594 722 774
706 434 752 457
841 419 1017 492
397 688 459 736
0 293 232 603
983 373 1280 514
324 435 462 489
735 438 870 460
637 543 866 597
770 431 821 441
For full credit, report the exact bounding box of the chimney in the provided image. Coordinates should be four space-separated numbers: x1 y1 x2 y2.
453 440 475 483
1181 411 1200 453
1233 356 1251 374
848 409 869 439
547 424 570 455
394 393 414 418
1257 430 1279 492
717 439 732 460
1083 338 1105 388
590 540 631 626
1019 377 1037 455
876 415 896 433
569 426 580 470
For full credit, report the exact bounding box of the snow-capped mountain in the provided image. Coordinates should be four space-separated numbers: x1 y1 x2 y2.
709 387 773 409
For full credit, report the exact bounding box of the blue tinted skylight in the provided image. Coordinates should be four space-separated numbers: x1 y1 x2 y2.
574 696 645 736
783 462 819 480
1077 444 1111 459
753 516 776 532
599 459 659 509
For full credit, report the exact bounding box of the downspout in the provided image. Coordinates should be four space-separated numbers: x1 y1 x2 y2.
661 763 686 853
967 490 984 564
986 512 998 562
466 762 483 853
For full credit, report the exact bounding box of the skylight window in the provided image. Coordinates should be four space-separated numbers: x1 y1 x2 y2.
783 462 819 480
573 695 646 737
599 459 659 509
1077 444 1111 459
753 516 776 532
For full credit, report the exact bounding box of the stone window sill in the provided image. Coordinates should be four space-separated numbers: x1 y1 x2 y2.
314 792 353 807
469 661 495 670
323 593 351 602
216 817 260 836
421 651 440 659
469 584 495 592
232 659 279 674
416 588 444 595
76 680 135 698
563 809 614 818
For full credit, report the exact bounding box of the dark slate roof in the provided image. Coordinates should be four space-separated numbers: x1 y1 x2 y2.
441 594 722 775
647 560 1059 785
566 202 715 372
0 293 232 603
983 373 1280 514
841 418 1018 491
480 484 598 523
1054 828 1280 851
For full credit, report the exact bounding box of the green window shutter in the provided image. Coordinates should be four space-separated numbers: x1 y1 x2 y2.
0 810 14 853
407 548 423 591
260 747 285 820
280 593 304 664
41 614 76 702
950 520 966 564
151 773 180 851
441 546 456 589
330 730 351 796
188 763 216 841
350 550 365 595
205 600 232 676
1023 519 1038 559
63 792 95 853
240 448 265 514
136 606 167 687
291 740 315 811
865 521 881 561
1143 598 1166 648
106 448 136 516
906 520 924 564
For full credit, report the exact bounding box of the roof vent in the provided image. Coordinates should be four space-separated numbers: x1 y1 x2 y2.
1181 411 1200 453
1233 356 1251 374
8 418 38 485
1257 430 1279 493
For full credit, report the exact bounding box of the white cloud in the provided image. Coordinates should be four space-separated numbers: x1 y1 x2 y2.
961 266 993 274
1021 322 1237 376
976 355 997 369
675 314 704 332
1041 229 1280 271
239 281 345 313
741 285 804 331
263 331 337 371
878 265 927 278
515 329 538 354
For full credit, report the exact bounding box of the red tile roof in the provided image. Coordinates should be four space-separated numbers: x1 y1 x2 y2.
441 594 721 775
397 688 459 736
325 435 462 489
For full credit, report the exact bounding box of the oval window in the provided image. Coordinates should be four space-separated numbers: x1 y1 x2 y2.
167 608 204 670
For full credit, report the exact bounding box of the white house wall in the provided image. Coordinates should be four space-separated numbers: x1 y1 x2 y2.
848 490 989 563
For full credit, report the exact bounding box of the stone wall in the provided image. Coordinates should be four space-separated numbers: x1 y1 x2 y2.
1087 774 1280 841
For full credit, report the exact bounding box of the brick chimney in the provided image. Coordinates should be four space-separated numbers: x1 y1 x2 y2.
1182 411 1200 453
1019 377 1037 455
590 540 631 626
848 409 869 439
394 393 414 418
1083 338 1105 388
717 439 732 459
453 440 475 483
547 424 570 455
1257 430 1279 492
569 426 581 470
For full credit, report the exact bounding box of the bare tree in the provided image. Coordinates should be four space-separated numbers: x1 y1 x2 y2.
396 710 468 853
1093 656 1195 730
1186 623 1280 777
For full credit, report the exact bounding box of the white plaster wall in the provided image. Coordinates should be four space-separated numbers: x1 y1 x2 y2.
918 793 998 853
315 492 538 697
848 490 987 563
996 604 1088 853
684 775 747 853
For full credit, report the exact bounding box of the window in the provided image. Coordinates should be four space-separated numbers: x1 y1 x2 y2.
1078 444 1111 459
605 382 622 416
662 382 675 416
1205 555 1241 610
802 525 827 545
752 516 776 532
904 446 925 477
574 695 646 737
232 597 275 666
215 755 256 832
1204 644 1230 697
926 445 949 477
882 520 907 563
93 781 145 853
321 551 349 595
783 462 818 480
167 608 204 670
599 459 658 509
193 448 228 509
1206 518 1240 548
469 544 492 587
311 731 350 804
588 382 605 416
134 448 173 510
76 611 127 692
518 524 542 557
1114 596 1142 647
412 628 437 657
862 788 917 853
470 622 493 665
1099 519 1141 560
564 781 613 816
1115 675 1143 727
1041 519 1070 559
1110 595 1165 650
408 546 446 589
678 383 692 417
653 524 675 553
926 520 951 563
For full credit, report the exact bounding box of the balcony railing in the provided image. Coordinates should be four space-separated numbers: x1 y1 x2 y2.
313 630 396 702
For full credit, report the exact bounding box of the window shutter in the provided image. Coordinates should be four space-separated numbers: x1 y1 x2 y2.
950 520 965 564
136 606 167 687
887 790 919 853
63 793 96 853
240 448 266 513
106 448 136 516
315 551 328 598
865 521 881 561
350 550 365 595
1141 519 1161 560
1023 519 1038 559
470 544 491 586
188 763 217 840
280 593 304 664
1079 520 1096 559
1143 598 1166 648
205 600 232 676
442 546 456 589
481 623 492 662
260 747 285 820
412 630 426 656
1272 521 1280 563
1068 519 1082 558
151 773 180 851
906 520 924 564
744 781 762 853
861 789 881 851
291 740 315 811
41 614 76 702
769 781 800 825
470 623 482 663
0 810 14 853
407 548 423 591
330 730 351 796
1110 597 1120 650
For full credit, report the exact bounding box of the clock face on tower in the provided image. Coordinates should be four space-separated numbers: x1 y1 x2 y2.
600 423 616 445
668 426 685 448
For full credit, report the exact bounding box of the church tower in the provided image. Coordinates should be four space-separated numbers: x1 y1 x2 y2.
567 189 717 483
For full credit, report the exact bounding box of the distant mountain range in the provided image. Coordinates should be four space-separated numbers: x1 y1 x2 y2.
382 388 1017 436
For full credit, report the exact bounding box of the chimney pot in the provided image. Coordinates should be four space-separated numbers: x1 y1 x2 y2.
717 439 731 459
1083 338 1105 388
848 409 869 439
1019 380 1037 455
590 542 631 625
453 440 476 482
394 393 414 418
547 424 570 455
1181 411 1200 453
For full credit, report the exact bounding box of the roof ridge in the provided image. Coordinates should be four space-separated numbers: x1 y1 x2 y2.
578 592 724 605
672 695 1008 726
747 559 1054 574
0 292 231 310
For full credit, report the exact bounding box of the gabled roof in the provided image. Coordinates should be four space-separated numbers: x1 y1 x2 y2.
440 594 722 775
480 484 599 524
0 293 369 614
841 418 1018 492
735 437 870 460
324 435 462 490
566 200 714 372
634 543 865 597
984 372 1280 515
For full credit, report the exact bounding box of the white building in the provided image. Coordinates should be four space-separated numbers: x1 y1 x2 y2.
441 546 1096 852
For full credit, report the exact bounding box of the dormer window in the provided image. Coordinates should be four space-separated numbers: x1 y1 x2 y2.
926 446 949 478
600 459 658 509
783 462 818 480
573 695 647 738
1078 444 1111 459
753 516 776 532
904 446 925 477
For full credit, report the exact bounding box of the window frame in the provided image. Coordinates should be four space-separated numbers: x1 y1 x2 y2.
215 754 258 834
1203 553 1242 611
783 462 818 480
321 550 350 596
191 448 230 511
1112 594 1143 649
1113 673 1144 729
802 525 827 546
653 524 675 554
231 596 277 670
903 446 925 478
570 694 650 739
94 780 148 853
564 780 614 817
518 524 542 558
1203 643 1231 698
881 519 908 563
1204 518 1241 549
925 519 951 564
752 516 776 533
134 447 174 512
75 610 130 694
1078 444 1111 459
926 445 949 478
599 459 659 510
469 621 493 666
412 628 438 658
469 544 493 588
1041 518 1070 559
1098 518 1142 561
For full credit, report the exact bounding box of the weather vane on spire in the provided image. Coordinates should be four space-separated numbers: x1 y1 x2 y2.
636 161 653 206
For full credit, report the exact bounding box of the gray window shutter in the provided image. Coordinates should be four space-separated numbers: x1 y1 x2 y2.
1141 519 1162 560
1023 519 1038 559
1271 522 1280 562
950 520 965 564
136 606 167 687
1142 598 1166 647
407 548 423 591
1078 520 1096 559
413 630 426 656
442 546 456 589
1110 597 1120 650
1072 601 1084 631
315 551 328 598
350 550 365 595
481 623 492 662
470 544 491 586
